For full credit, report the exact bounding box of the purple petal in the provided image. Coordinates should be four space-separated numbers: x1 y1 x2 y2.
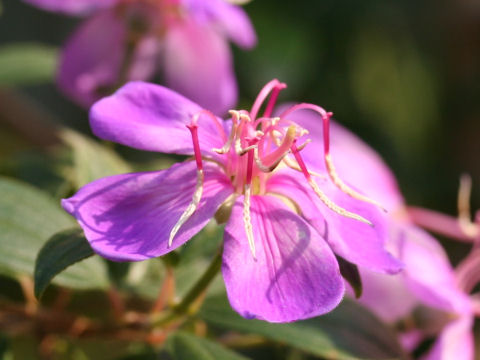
185 0 257 49
62 161 233 261
22 0 118 15
222 195 344 323
267 172 403 274
276 106 404 212
396 224 472 314
90 81 227 160
423 316 474 360
163 20 237 116
57 9 127 107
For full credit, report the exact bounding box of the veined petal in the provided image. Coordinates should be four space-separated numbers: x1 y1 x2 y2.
267 172 403 274
423 316 474 360
22 0 118 15
185 0 257 49
396 224 472 314
90 81 227 159
222 195 344 323
57 9 127 107
62 161 233 261
163 20 237 116
277 106 404 212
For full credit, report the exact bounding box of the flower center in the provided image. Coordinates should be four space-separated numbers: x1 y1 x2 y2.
169 80 384 259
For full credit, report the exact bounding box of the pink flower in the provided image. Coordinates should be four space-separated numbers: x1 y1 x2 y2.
284 108 478 358
61 79 402 322
23 0 256 114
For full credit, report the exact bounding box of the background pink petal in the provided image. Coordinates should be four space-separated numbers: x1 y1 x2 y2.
57 9 127 107
185 0 257 49
22 0 118 16
423 316 474 360
396 224 472 314
90 81 227 160
222 195 344 322
163 20 237 116
62 161 233 261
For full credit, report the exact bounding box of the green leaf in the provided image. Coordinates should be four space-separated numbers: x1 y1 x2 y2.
167 332 250 360
60 129 131 188
199 295 407 360
0 44 58 86
34 228 97 298
0 176 108 291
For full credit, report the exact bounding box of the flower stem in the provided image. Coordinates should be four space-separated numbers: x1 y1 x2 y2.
173 249 223 314
150 249 222 327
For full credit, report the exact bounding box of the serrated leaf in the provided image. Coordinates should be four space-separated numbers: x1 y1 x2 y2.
34 228 98 298
0 43 58 85
167 332 250 360
199 295 406 360
60 129 131 187
0 176 108 291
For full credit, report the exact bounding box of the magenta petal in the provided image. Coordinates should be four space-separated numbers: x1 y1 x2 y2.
90 81 227 159
186 0 257 49
61 161 232 261
222 195 344 323
22 0 118 15
163 20 237 116
423 316 474 360
267 172 403 274
397 224 472 313
57 9 127 107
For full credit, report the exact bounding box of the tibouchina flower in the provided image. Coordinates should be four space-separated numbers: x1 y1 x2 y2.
23 0 256 114
62 79 402 322
284 110 477 358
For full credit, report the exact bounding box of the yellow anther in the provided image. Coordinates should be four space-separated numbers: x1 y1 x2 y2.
168 169 204 247
325 153 387 212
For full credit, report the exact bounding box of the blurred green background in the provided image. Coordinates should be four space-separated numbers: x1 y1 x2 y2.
0 0 479 247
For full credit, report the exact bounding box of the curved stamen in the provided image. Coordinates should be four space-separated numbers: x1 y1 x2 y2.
291 142 373 226
193 109 228 143
282 155 326 179
250 79 287 121
457 174 479 238
281 103 385 211
243 147 257 260
213 110 239 154
168 119 205 247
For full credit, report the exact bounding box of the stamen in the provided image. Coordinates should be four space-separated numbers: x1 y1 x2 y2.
282 155 326 179
250 79 287 121
325 153 387 212
261 125 297 167
213 110 239 154
243 148 257 260
281 103 386 211
192 109 227 143
168 169 204 247
168 120 204 247
243 184 256 260
457 174 479 238
291 143 373 226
